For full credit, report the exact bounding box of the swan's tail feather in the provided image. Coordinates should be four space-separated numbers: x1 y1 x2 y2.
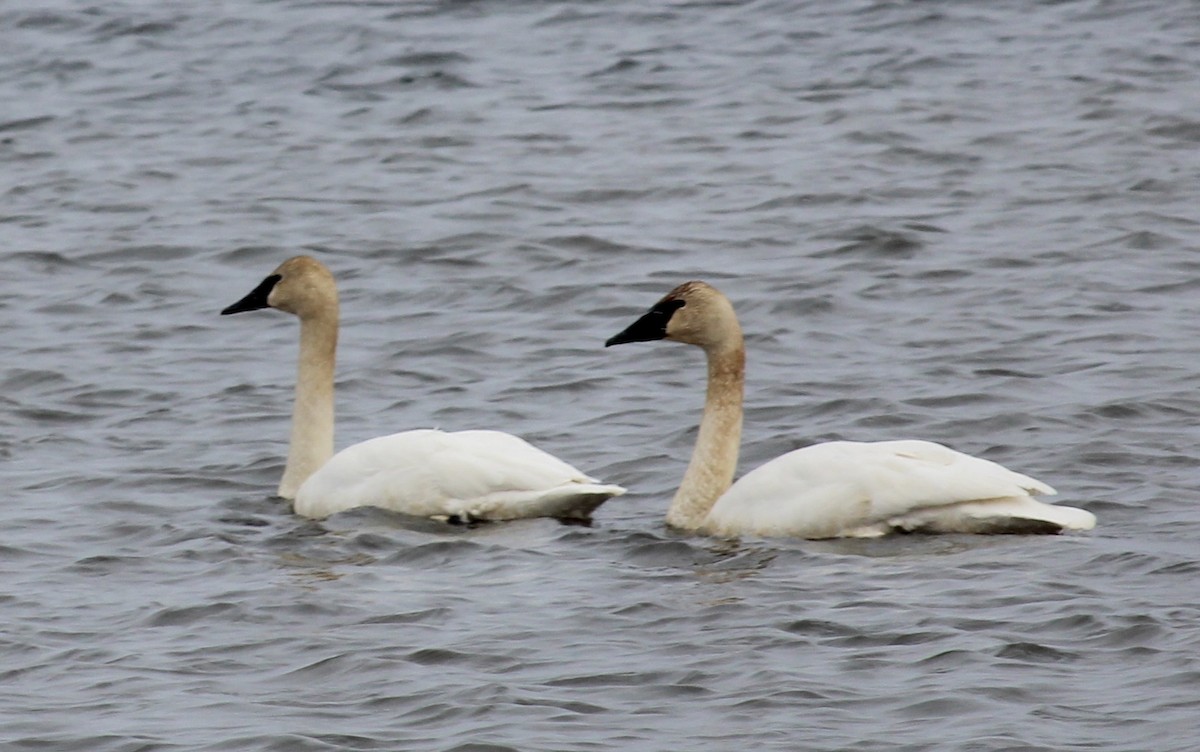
886 496 1097 535
535 484 627 520
462 483 626 522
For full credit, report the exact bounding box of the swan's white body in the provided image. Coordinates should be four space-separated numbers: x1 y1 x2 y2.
607 281 1096 539
707 439 1093 538
295 429 624 521
223 256 624 521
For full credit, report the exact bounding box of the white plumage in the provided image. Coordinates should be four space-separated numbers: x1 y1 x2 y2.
222 256 624 521
295 429 625 521
606 281 1096 539
708 439 1093 538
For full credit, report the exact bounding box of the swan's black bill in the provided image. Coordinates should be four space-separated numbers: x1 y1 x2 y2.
605 299 685 347
221 274 281 315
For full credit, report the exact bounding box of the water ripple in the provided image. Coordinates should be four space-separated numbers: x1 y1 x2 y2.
2 1 1199 750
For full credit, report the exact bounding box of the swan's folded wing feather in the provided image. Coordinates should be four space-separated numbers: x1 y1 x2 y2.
707 440 1062 538
294 429 623 519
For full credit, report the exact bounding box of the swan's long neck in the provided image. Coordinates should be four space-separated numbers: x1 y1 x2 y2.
668 339 745 531
279 310 337 498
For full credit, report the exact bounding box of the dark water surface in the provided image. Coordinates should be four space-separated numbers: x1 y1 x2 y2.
3 1 1199 750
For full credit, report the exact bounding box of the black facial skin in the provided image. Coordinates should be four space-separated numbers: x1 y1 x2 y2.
221 274 281 316
605 299 685 347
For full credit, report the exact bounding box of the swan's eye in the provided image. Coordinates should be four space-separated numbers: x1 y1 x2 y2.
651 299 686 318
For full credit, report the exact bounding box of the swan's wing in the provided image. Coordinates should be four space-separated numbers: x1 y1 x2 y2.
706 440 1086 538
295 429 624 520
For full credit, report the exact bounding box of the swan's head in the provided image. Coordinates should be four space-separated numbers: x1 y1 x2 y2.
606 281 741 351
221 256 338 320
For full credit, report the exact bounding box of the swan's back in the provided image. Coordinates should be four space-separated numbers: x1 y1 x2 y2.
707 440 1094 538
294 429 625 520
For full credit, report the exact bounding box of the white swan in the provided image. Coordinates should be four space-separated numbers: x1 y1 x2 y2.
605 281 1096 538
222 256 625 521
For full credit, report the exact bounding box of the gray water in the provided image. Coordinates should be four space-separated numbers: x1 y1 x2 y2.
3 1 1199 749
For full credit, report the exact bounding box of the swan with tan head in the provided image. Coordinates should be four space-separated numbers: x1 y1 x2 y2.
606 281 1095 538
222 256 624 521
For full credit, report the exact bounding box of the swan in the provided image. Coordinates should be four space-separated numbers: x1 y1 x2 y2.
605 281 1096 538
221 256 625 521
